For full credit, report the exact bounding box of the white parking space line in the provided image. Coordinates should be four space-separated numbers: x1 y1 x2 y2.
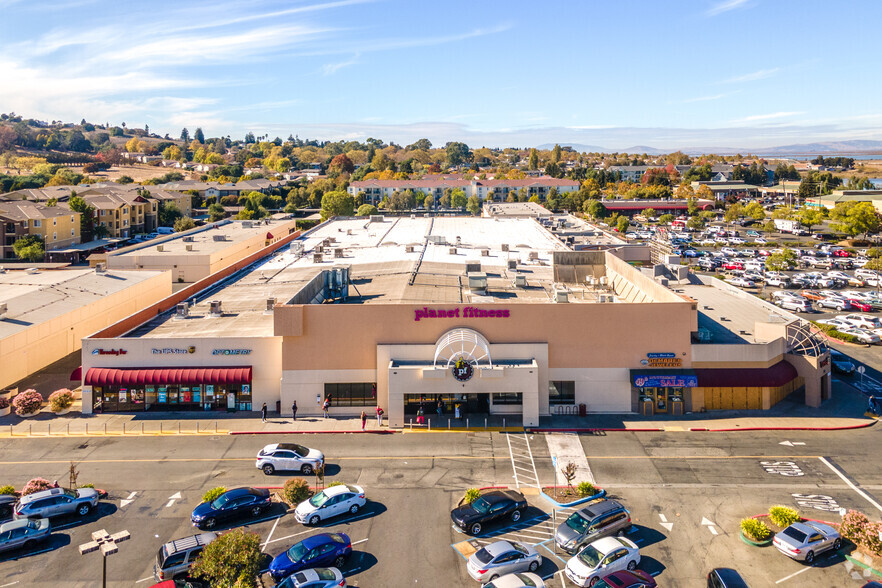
819 456 882 513
0 582 21 587
261 516 281 548
135 578 153 584
263 527 315 546
775 565 814 584
352 538 369 546
506 433 541 489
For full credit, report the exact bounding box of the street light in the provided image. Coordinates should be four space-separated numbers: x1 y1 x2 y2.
79 528 130 588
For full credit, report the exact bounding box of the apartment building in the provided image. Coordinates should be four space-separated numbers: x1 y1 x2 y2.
0 202 81 259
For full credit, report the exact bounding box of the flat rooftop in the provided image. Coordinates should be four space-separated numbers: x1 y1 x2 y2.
129 216 631 339
111 218 293 258
0 268 167 339
673 283 789 344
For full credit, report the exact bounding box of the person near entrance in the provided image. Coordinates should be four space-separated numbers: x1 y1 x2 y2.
291 401 297 421
416 405 425 425
322 397 331 418
454 402 461 419
261 402 267 422
376 405 384 426
361 410 367 431
436 398 444 416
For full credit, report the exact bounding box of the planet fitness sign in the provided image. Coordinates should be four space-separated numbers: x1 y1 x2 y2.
414 306 510 322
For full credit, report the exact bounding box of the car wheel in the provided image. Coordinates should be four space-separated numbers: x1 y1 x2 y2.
627 560 637 571
309 514 321 525
250 505 262 517
489 575 499 581
833 538 842 550
77 503 91 516
528 561 538 572
300 464 314 475
262 464 275 475
589 578 599 587
203 517 216 529
469 522 482 535
333 554 347 568
510 509 521 522
805 550 814 563
349 504 360 515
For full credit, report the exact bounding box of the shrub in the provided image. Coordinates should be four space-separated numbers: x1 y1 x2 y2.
283 478 310 505
841 510 882 556
0 485 15 495
769 505 800 528
202 486 226 504
22 478 53 496
190 528 262 588
463 488 481 504
0 397 8 409
12 389 43 416
78 483 94 489
740 517 771 541
327 481 343 487
576 481 597 497
48 388 74 412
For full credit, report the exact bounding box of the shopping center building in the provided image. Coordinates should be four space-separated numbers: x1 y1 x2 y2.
79 215 830 426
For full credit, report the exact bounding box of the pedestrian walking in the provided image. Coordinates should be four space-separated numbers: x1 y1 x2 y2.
416 406 424 425
261 402 267 423
376 405 384 426
322 397 330 418
455 403 461 419
291 400 297 421
361 410 367 431
437 398 443 416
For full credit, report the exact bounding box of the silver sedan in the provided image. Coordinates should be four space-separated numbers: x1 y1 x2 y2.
773 521 841 563
467 540 542 582
0 518 51 553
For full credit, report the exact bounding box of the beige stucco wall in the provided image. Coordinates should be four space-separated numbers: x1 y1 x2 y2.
0 270 172 390
80 336 281 414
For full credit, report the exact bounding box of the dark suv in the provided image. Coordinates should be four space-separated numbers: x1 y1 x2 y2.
554 499 631 554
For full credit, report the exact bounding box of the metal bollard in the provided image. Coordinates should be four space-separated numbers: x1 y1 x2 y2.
448 419 451 430
67 423 70 436
178 422 181 434
409 418 413 430
141 423 144 435
428 418 431 431
48 423 51 436
197 422 200 434
466 418 469 430
29 424 32 436
503 418 506 430
484 418 487 430
85 423 88 435
123 423 126 435
160 422 163 434
215 421 218 433
103 423 106 435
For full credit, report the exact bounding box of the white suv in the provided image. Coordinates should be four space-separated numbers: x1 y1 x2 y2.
255 443 324 475
840 314 882 330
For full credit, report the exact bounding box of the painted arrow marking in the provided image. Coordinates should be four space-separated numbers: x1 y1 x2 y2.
658 513 673 531
166 491 182 508
702 517 719 535
120 491 137 508
779 441 806 446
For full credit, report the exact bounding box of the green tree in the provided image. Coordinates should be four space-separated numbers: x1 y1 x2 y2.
830 201 881 239
744 201 766 221
208 203 226 222
444 142 471 167
765 248 798 271
529 195 541 204
423 195 434 210
616 215 630 233
451 189 467 209
658 213 674 224
797 208 824 233
439 192 451 208
320 190 355 221
686 216 704 230
12 234 45 262
551 144 562 164
193 127 205 143
356 203 378 216
641 208 657 219
174 217 196 232
724 202 744 224
190 528 262 588
116 175 134 184
158 202 183 226
466 195 481 216
68 195 95 241
585 200 608 219
528 148 539 170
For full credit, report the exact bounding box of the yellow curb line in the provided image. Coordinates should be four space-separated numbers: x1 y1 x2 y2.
402 427 523 433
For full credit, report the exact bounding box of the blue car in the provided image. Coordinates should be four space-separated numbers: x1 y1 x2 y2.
269 533 352 582
190 487 271 530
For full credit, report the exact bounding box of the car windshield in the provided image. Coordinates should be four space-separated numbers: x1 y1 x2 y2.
512 542 528 555
26 520 41 530
210 493 231 509
287 542 309 561
316 569 336 580
309 492 329 507
566 512 590 534
65 490 77 499
515 574 536 587
577 545 602 568
471 497 491 514
474 547 493 564
782 527 807 543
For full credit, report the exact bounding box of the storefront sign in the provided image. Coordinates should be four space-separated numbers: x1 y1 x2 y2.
152 347 196 354
647 353 676 359
212 349 252 356
633 374 697 388
451 358 474 382
642 357 683 368
414 306 510 322
92 348 127 356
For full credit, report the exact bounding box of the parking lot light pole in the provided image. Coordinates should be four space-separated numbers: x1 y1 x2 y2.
79 529 130 588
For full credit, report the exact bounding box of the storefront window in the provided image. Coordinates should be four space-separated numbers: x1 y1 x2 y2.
491 393 523 405
325 383 376 407
549 381 576 405
92 380 252 412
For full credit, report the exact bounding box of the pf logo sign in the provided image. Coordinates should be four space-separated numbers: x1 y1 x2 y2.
452 357 474 382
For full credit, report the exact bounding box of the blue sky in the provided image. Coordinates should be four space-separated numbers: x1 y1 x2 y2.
1 0 881 150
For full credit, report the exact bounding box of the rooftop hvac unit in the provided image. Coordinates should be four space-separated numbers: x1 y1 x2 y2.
313 252 323 263
449 247 457 255
513 275 527 288
467 272 487 293
182 236 194 242
0 302 7 318
323 238 331 246
598 294 615 303
369 215 384 223
455 236 462 246
528 251 539 260
242 221 253 229
481 249 490 257
501 244 509 252
175 302 188 318
156 245 164 251
465 260 481 273
406 245 415 253
95 263 106 273
334 248 344 258
185 244 193 251
554 290 569 303
25 267 39 274
507 259 517 270
411 214 416 219
212 235 227 242
315 244 324 253
266 298 276 313
347 229 352 235
289 242 304 256
209 300 222 316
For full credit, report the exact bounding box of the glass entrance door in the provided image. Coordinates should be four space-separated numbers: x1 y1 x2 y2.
653 387 668 413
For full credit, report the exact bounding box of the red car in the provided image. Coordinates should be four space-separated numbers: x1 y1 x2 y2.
722 261 743 270
846 299 874 312
833 249 850 257
596 570 657 588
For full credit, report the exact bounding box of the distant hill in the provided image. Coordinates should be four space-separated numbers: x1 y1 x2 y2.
538 139 882 156
753 140 882 155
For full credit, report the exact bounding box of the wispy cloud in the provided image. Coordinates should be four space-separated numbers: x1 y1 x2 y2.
731 111 804 124
707 0 752 16
681 93 726 103
722 67 779 83
322 53 360 76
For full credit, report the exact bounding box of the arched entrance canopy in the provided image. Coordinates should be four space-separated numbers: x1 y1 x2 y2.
433 328 492 368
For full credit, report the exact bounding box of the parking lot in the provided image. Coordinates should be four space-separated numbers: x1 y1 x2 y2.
1 425 880 587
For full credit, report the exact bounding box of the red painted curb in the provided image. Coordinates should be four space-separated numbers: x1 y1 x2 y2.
229 430 398 435
528 428 664 433
693 421 876 432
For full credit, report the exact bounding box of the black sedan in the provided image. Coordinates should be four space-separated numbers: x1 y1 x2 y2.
450 490 527 535
830 350 855 375
190 487 271 530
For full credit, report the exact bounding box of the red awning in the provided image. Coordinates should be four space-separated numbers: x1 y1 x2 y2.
70 366 82 381
695 361 797 388
84 367 252 386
